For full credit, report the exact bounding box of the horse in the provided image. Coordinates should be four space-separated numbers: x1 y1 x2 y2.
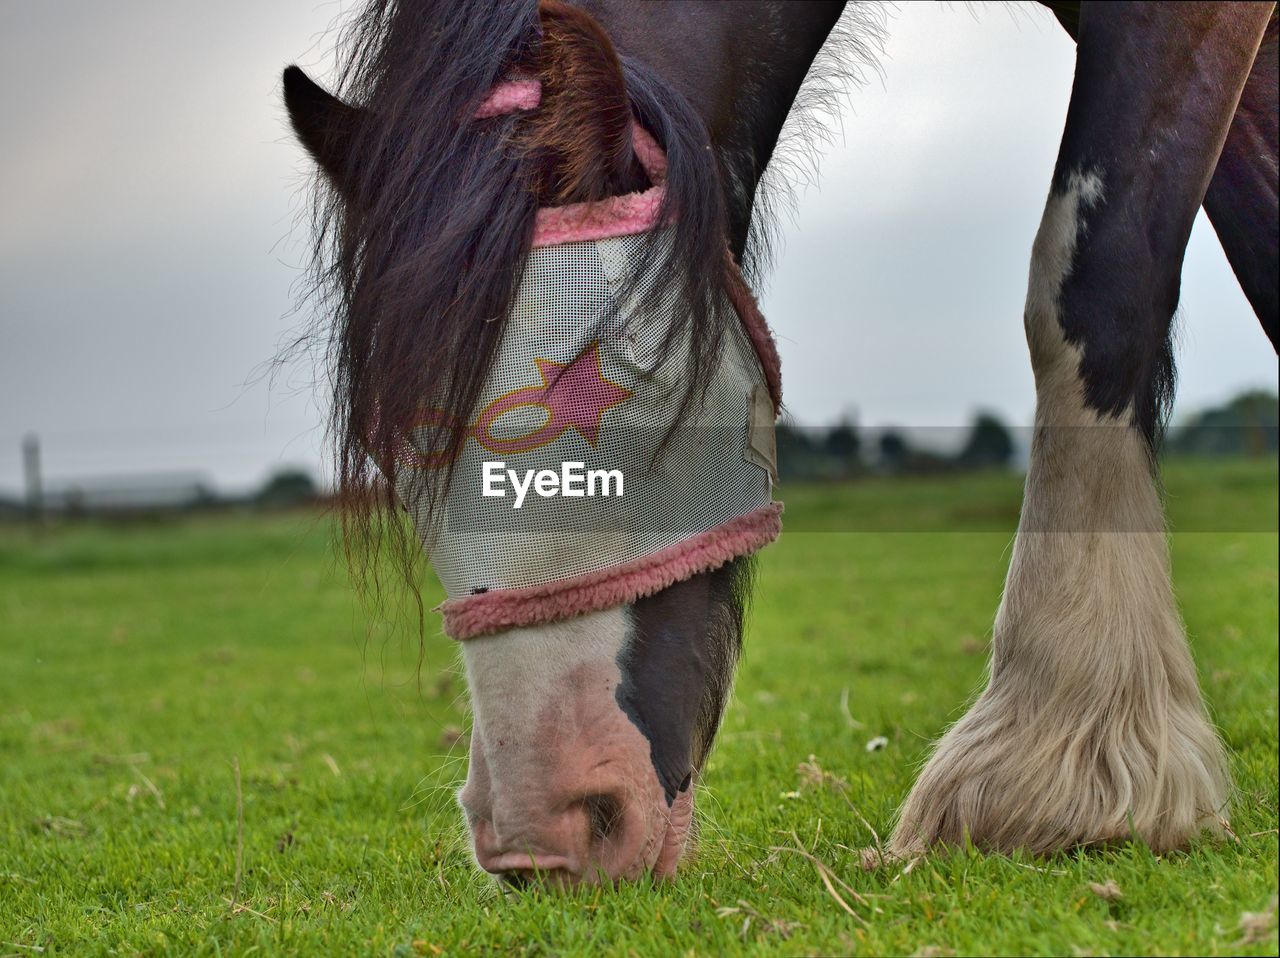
282 0 1279 885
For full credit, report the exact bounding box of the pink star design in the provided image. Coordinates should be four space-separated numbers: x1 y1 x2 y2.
534 342 633 444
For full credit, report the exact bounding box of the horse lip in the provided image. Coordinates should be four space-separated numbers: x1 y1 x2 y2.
479 852 576 876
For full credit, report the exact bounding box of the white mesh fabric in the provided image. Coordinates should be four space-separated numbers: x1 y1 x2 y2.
395 227 776 600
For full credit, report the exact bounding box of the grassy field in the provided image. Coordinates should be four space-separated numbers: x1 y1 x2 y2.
1 459 1276 956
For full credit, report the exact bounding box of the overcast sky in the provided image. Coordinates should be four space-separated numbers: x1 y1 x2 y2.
1 2 1275 495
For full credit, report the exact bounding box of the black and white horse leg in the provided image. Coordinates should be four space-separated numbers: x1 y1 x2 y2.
891 2 1273 857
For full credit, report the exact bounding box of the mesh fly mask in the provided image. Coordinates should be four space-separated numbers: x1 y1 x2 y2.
394 83 783 639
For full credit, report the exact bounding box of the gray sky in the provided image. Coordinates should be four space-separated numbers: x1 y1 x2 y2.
1 2 1275 495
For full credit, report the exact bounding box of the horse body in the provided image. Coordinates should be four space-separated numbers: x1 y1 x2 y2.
284 0 1278 884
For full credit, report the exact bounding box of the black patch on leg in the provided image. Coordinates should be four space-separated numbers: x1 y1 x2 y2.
1053 187 1179 450
614 558 750 804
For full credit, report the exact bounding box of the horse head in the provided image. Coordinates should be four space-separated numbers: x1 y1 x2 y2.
282 0 825 884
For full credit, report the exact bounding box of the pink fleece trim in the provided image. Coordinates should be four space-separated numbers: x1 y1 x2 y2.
475 80 669 248
532 187 666 247
441 502 783 640
475 79 542 118
723 253 783 413
532 124 668 248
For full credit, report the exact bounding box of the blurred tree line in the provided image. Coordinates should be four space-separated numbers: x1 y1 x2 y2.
777 410 1019 480
777 389 1279 481
6 391 1273 521
1165 389 1278 458
254 468 320 509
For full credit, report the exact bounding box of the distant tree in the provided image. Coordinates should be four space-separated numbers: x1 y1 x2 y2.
776 421 818 480
822 417 861 475
878 430 909 473
957 412 1016 470
256 468 319 508
1168 390 1279 457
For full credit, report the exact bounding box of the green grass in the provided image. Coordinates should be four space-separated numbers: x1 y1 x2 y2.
1 459 1275 956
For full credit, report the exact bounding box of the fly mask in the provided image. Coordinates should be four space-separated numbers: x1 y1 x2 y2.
394 81 784 639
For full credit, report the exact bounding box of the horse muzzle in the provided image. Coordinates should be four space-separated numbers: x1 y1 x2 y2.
457 609 696 884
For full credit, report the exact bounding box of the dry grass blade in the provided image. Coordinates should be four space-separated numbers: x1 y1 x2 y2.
1008 861 1068 877
815 862 867 924
770 831 872 925
1088 879 1123 901
837 791 890 870
129 765 165 809
842 795 882 846
230 757 244 916
797 754 850 794
221 897 278 924
892 854 922 883
840 687 865 729
1236 896 1278 947
713 899 801 941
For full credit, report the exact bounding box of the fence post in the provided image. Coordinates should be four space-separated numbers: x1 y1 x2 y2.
22 433 44 524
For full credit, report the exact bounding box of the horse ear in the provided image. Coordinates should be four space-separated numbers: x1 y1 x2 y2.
283 65 360 186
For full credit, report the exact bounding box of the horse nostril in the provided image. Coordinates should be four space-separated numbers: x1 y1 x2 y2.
584 793 625 845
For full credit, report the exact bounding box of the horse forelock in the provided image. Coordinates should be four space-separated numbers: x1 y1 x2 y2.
523 0 650 203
